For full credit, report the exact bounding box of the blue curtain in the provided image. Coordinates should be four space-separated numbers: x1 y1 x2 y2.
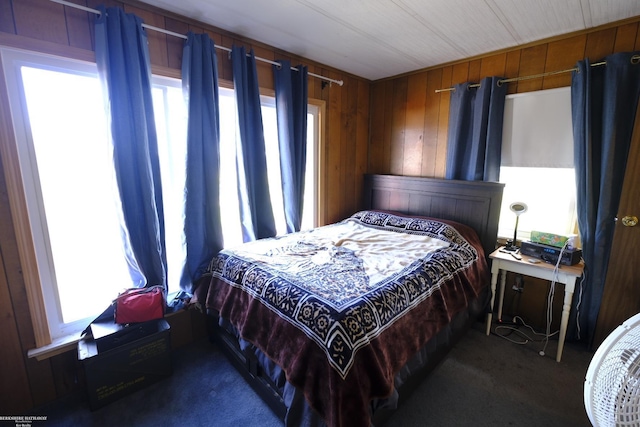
274 60 308 233
95 6 166 289
179 32 223 293
571 51 640 345
231 46 276 241
446 77 507 182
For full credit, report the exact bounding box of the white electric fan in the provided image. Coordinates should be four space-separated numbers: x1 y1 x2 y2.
585 312 640 426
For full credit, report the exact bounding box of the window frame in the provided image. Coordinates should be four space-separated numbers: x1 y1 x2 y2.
1 47 78 350
497 88 578 244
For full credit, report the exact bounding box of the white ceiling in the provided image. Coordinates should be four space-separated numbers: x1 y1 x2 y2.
140 0 640 81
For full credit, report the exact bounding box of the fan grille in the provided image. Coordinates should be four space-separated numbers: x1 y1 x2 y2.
586 314 640 427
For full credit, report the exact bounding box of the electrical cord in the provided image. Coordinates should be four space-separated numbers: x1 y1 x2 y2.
540 240 569 356
494 240 581 355
494 315 559 345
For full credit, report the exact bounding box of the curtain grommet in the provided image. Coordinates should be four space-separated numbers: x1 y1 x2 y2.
631 55 640 65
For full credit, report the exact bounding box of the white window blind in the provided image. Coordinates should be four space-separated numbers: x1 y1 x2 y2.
498 86 577 241
501 86 573 168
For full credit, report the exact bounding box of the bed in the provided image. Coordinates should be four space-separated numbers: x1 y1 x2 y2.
192 174 504 426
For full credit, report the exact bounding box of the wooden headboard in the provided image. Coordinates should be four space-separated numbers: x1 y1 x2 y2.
363 174 505 259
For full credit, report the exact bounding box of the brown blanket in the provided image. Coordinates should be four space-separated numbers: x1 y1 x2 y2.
193 211 489 426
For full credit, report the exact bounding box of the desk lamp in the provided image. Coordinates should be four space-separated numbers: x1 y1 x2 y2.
503 202 527 252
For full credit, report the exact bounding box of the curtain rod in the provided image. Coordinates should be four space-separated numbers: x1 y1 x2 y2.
435 54 640 93
49 0 344 87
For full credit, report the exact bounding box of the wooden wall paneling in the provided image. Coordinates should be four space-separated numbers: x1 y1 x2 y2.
584 27 617 62
9 299 58 409
479 52 507 78
389 76 407 175
368 81 385 174
450 62 470 86
502 276 563 332
253 45 275 90
435 66 452 178
341 77 362 216
382 79 395 174
0 242 32 413
355 78 369 211
316 67 331 226
87 0 124 9
314 66 326 99
276 52 293 64
0 0 16 34
307 64 322 100
318 73 330 112
421 69 442 177
219 35 235 82
636 24 640 48
63 0 93 51
197 27 218 44
341 75 358 217
321 68 333 100
515 44 547 93
50 350 81 397
613 22 639 52
127 5 169 68
403 72 427 176
325 77 342 224
13 0 69 45
504 50 521 95
541 36 586 90
164 18 188 70
467 58 482 83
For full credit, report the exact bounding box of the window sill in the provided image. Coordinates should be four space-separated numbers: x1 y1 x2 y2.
27 332 83 361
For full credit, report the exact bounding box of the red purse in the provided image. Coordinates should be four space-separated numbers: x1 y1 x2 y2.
114 285 165 324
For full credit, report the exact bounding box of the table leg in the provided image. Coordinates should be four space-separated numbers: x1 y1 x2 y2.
497 270 507 322
556 281 575 362
486 266 500 335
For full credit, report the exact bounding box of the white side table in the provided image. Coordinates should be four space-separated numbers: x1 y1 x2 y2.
485 247 584 362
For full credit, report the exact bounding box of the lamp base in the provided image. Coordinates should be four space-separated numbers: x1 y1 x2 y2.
502 240 519 251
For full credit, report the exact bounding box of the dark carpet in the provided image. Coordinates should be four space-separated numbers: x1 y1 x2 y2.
29 320 593 426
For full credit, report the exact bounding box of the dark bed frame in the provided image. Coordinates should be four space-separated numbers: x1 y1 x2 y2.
206 174 504 425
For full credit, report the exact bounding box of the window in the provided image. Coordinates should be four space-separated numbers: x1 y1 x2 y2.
261 96 317 233
211 89 319 249
2 50 134 342
1 47 320 347
151 78 188 296
498 87 577 243
19 66 133 330
498 167 577 242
